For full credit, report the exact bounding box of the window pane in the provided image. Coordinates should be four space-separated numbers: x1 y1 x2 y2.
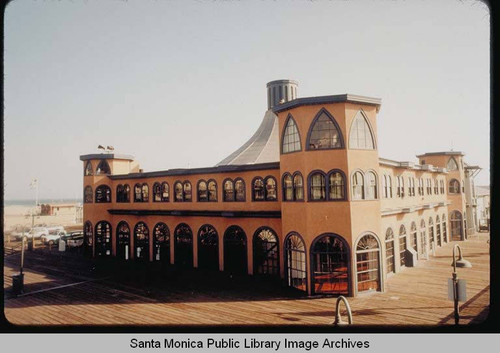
282 117 301 153
308 112 342 149
349 111 375 149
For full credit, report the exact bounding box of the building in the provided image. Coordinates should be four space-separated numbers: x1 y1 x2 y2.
80 80 479 297
475 185 490 231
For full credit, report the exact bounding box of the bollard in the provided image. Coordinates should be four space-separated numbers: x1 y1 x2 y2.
333 296 353 326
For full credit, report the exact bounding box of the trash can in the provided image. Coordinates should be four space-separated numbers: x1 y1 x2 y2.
12 273 24 295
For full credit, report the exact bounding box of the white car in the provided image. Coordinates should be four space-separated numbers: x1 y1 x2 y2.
16 227 49 241
65 231 84 248
41 229 67 245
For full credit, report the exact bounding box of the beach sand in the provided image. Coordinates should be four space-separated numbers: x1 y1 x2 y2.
3 205 81 233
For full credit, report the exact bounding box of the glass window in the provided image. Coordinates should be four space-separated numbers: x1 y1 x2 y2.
84 161 93 176
161 182 169 202
293 173 304 200
410 222 417 252
153 222 170 263
116 184 130 203
307 111 342 150
253 227 279 276
310 172 326 201
83 221 93 256
253 178 265 201
153 182 162 202
174 223 193 268
84 186 93 203
366 172 377 199
399 225 407 267
224 225 247 274
235 179 245 201
95 160 111 175
141 184 149 202
356 234 380 292
134 184 142 202
447 157 459 171
208 180 217 201
285 233 307 292
198 180 208 202
282 115 301 154
349 110 375 149
385 228 395 274
383 175 388 198
183 181 192 201
388 176 393 197
134 222 149 261
223 179 234 201
449 179 460 194
198 224 218 270
95 185 111 203
283 173 293 201
174 182 183 202
95 221 112 257
116 221 130 260
265 177 277 201
352 171 364 200
328 171 345 200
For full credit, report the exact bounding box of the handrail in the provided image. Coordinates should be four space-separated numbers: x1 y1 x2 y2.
333 295 353 326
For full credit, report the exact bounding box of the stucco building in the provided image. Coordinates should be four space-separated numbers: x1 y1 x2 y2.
80 80 477 297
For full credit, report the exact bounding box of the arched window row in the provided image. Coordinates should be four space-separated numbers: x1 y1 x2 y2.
223 178 245 202
282 172 304 201
174 181 192 202
153 182 170 202
352 170 377 200
197 179 217 202
116 184 131 203
252 176 278 201
381 175 446 199
95 185 111 203
134 183 149 202
308 169 347 201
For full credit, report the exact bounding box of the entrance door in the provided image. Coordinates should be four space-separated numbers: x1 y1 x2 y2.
451 211 463 241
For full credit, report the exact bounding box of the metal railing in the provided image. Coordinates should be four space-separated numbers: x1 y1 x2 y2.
332 295 353 326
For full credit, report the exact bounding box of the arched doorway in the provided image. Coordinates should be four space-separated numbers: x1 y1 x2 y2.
311 234 349 295
95 221 111 257
223 225 247 275
134 222 149 261
153 223 170 263
83 221 93 258
116 221 130 260
253 227 279 276
451 211 463 241
385 228 395 274
284 233 307 292
355 234 381 293
174 223 193 268
198 224 219 270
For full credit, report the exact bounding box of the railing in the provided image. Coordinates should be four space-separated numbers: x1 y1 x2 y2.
332 295 353 326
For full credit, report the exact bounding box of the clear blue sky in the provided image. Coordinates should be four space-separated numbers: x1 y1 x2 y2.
4 0 490 200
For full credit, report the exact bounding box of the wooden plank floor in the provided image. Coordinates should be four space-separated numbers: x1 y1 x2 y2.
3 234 490 326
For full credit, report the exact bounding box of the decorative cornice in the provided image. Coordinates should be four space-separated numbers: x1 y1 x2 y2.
108 209 282 219
273 94 382 113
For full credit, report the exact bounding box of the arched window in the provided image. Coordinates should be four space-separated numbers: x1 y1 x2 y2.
440 180 445 194
84 161 93 176
95 185 111 203
223 225 247 274
234 178 245 201
283 173 293 201
134 222 149 261
388 176 393 197
326 170 344 200
382 175 388 198
95 221 112 257
307 109 343 150
293 172 304 201
198 180 208 202
427 179 432 195
396 176 405 198
265 177 277 201
442 213 448 243
451 211 463 241
84 186 93 203
174 223 193 267
282 115 301 154
174 181 183 202
366 171 377 199
253 177 265 201
83 221 93 257
116 184 130 203
447 157 459 171
284 233 307 292
311 234 349 295
410 177 415 197
309 172 326 201
352 171 364 200
134 183 142 202
399 225 407 267
116 221 130 261
198 224 219 270
183 181 192 201
419 178 424 195
141 183 149 202
429 217 434 245
436 215 441 247
434 179 439 194
223 179 234 201
385 228 395 274
153 222 170 263
448 179 460 193
153 182 162 202
161 182 169 202
356 234 380 292
207 180 217 201
95 160 111 175
462 180 465 193
253 227 279 276
349 110 375 149
410 222 417 252
420 219 427 259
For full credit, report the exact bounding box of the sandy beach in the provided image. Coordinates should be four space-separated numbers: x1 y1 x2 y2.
3 204 81 233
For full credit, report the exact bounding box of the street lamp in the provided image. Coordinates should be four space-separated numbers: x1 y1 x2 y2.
451 244 472 325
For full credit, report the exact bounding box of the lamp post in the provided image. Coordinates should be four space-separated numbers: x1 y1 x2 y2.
451 244 472 325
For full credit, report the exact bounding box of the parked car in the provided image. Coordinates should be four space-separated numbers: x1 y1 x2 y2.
16 227 49 241
41 228 67 245
65 231 84 248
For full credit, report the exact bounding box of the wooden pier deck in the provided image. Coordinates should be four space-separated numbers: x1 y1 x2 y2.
3 234 490 326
